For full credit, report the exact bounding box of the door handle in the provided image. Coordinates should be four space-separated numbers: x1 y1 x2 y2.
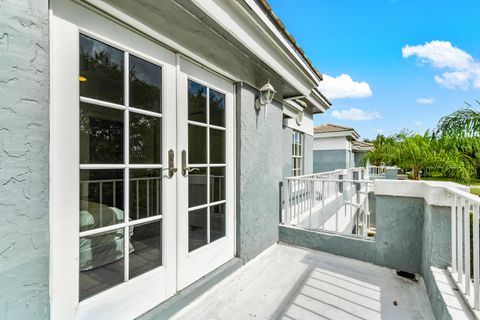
182 150 200 176
162 149 177 178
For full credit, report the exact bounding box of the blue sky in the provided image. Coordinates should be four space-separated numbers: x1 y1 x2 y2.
268 0 480 139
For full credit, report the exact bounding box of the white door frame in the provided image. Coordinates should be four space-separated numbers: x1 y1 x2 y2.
176 57 236 290
50 1 177 319
50 1 237 319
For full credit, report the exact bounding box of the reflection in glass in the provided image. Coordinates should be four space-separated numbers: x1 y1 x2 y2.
210 167 226 203
129 55 162 113
209 89 225 127
189 208 207 252
80 102 124 164
189 167 207 208
188 124 207 164
210 203 225 242
129 169 162 221
188 80 206 123
129 113 162 164
210 128 225 164
80 169 124 232
80 34 124 104
79 229 124 301
129 221 162 278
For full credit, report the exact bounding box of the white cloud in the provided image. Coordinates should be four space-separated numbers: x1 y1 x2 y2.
415 98 434 105
434 71 471 90
332 108 381 121
373 128 384 134
402 41 473 69
402 40 480 90
318 74 372 99
415 121 423 126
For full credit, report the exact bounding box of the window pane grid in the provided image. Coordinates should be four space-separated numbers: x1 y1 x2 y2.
291 131 304 177
187 80 227 252
79 35 164 300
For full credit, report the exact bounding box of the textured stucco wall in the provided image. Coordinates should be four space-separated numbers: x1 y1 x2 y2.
313 149 348 173
421 203 453 320
236 83 282 263
354 151 368 167
0 0 50 319
375 196 424 273
303 134 313 175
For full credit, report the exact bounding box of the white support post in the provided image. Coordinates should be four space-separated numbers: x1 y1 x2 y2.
465 200 471 295
284 179 290 226
452 196 457 274
458 198 464 284
474 203 479 309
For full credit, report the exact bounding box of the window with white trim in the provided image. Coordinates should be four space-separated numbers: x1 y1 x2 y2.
78 34 163 301
291 130 304 176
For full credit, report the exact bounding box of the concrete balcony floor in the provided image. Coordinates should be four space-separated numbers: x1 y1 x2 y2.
172 244 434 320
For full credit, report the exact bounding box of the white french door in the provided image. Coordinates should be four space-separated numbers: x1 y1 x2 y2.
176 58 235 290
51 1 235 319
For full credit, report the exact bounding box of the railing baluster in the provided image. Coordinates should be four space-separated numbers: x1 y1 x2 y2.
156 178 160 215
458 197 464 284
284 179 291 226
309 180 313 228
465 200 471 295
474 203 479 309
113 181 116 208
136 179 140 220
452 196 457 274
146 179 150 217
99 182 103 227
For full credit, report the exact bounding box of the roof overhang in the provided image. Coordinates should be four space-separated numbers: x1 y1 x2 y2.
73 0 326 105
314 130 360 140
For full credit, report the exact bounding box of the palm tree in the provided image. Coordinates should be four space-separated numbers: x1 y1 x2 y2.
364 131 477 181
436 101 480 137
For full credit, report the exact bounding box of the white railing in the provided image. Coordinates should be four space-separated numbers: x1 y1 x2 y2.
80 175 224 225
448 187 480 313
282 167 374 237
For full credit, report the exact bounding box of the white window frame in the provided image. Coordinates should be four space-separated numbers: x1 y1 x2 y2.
291 130 304 176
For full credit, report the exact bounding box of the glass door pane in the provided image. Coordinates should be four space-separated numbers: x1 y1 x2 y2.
78 35 165 301
187 80 227 252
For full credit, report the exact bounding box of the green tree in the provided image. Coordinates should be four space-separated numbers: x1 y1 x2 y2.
436 101 480 137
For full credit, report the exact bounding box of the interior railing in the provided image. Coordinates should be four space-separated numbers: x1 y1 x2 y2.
282 167 374 238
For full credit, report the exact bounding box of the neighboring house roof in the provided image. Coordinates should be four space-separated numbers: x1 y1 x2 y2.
313 123 360 140
352 140 374 152
314 124 354 134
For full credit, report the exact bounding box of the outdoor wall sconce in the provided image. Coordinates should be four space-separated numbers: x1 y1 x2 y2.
255 80 276 111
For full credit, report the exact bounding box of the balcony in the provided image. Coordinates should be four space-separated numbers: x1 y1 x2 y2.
139 168 478 320
172 244 434 319
173 168 478 319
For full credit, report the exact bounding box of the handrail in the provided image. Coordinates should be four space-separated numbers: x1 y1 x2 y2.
446 185 480 312
282 167 373 237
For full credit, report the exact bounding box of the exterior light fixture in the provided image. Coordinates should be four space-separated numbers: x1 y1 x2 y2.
255 80 276 110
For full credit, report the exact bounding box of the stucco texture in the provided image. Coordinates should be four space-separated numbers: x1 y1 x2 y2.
313 149 348 173
0 0 50 319
236 83 283 262
303 134 313 175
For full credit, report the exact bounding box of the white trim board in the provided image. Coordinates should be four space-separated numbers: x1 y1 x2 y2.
374 180 470 207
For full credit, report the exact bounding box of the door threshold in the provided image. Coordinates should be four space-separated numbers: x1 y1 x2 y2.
137 257 242 320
